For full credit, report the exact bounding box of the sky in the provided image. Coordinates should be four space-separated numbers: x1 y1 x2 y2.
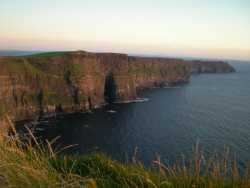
0 0 250 60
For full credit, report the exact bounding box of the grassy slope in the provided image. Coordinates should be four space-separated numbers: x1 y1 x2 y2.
29 51 72 57
0 123 249 188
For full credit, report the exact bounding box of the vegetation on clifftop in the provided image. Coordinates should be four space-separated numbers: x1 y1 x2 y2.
29 51 72 57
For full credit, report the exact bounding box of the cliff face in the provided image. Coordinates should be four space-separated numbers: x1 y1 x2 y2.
0 51 234 122
188 60 235 73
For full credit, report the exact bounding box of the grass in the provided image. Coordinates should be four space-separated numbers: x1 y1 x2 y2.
29 51 72 57
0 117 250 188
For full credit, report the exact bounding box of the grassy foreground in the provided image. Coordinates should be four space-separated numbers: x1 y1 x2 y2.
0 125 250 188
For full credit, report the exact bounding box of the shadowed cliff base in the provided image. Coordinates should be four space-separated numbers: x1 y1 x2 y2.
104 72 117 104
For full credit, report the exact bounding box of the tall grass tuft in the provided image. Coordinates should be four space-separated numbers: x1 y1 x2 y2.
0 117 249 187
0 117 96 188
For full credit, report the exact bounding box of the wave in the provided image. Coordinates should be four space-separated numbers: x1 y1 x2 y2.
107 110 117 114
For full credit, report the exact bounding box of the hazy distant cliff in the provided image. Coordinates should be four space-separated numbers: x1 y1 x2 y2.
0 51 234 121
188 60 236 73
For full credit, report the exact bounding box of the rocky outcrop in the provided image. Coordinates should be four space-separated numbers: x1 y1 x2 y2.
0 51 234 122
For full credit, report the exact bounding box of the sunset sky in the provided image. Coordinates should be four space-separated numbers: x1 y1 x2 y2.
0 0 250 60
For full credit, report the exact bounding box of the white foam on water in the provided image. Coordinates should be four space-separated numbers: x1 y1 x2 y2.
107 110 117 113
114 98 150 104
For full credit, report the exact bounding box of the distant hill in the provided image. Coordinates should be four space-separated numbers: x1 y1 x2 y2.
0 50 42 56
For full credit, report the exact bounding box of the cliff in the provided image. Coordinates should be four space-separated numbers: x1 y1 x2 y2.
0 51 234 122
188 60 235 73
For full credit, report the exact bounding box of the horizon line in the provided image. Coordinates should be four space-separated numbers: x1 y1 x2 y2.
0 48 249 62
